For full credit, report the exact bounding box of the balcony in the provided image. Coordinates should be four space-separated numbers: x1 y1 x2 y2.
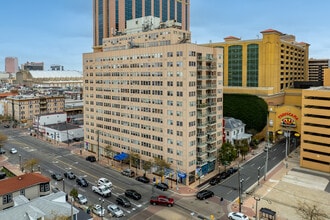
197 160 208 166
207 146 217 153
197 152 207 158
197 75 217 80
197 122 208 128
207 139 217 145
197 142 207 149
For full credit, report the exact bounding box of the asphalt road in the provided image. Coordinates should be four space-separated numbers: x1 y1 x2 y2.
1 128 176 219
209 139 297 202
1 127 299 219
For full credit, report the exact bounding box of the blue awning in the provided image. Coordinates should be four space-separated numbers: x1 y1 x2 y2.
114 152 129 161
177 171 187 178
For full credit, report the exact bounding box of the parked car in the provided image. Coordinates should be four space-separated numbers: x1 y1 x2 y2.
51 173 63 181
196 190 214 200
10 148 17 154
135 175 150 183
154 182 169 191
64 171 76 180
97 177 112 187
121 169 135 177
220 171 230 179
76 176 89 187
86 155 96 162
4 124 10 128
209 176 221 185
228 212 249 220
73 137 81 142
107 204 124 218
0 148 6 154
92 204 105 217
125 189 141 200
75 194 88 205
227 167 239 175
116 195 131 207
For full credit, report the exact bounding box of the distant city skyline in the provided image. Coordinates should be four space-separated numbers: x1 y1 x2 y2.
0 0 329 71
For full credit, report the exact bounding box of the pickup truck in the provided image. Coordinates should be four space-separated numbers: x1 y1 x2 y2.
92 185 111 197
150 195 174 207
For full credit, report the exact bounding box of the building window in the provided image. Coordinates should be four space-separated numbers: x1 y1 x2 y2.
40 182 50 192
247 44 259 87
3 194 13 204
228 45 243 86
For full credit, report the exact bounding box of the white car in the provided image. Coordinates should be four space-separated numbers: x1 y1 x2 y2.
92 204 105 217
107 204 125 217
228 212 249 220
75 194 88 205
10 148 17 154
97 177 112 187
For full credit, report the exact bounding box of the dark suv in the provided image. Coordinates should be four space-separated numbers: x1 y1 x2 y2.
86 155 96 162
125 189 141 200
154 182 169 191
64 171 76 180
196 190 214 200
116 195 131 207
76 177 88 187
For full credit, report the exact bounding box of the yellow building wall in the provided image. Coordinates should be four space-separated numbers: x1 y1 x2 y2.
301 88 330 173
202 29 309 97
324 68 330 86
284 88 302 107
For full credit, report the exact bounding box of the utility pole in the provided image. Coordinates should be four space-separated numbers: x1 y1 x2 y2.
237 161 243 212
254 196 260 220
239 179 244 212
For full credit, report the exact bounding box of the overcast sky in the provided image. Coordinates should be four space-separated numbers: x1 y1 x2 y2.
0 0 329 71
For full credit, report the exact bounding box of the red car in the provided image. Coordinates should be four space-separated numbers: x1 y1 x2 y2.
150 195 174 207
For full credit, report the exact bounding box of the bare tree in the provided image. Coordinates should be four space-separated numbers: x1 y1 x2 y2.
154 157 170 179
23 158 39 172
296 201 328 220
0 133 8 152
104 145 113 165
142 159 153 176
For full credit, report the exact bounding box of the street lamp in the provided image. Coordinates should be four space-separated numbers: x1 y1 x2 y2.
277 129 290 159
253 196 261 220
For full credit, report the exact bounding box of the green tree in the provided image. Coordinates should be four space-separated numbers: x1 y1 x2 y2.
218 142 237 171
154 157 170 178
224 94 268 134
131 153 140 167
142 159 153 176
237 139 250 160
70 187 78 199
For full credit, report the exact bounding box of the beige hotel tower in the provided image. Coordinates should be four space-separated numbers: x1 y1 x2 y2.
83 0 223 185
